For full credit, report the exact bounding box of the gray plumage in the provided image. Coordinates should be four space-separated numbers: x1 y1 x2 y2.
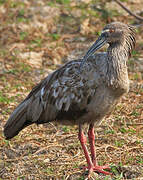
4 22 136 142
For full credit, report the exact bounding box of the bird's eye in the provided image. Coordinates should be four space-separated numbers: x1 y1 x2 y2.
109 28 115 33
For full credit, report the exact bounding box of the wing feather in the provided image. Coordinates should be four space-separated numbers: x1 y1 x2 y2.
24 59 99 124
39 60 98 119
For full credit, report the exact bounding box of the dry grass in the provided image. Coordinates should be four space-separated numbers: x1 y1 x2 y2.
0 0 143 179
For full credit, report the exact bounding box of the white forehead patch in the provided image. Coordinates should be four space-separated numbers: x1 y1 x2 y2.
101 29 110 34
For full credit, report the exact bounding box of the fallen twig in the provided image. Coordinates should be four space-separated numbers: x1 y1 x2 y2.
114 0 143 22
126 123 143 126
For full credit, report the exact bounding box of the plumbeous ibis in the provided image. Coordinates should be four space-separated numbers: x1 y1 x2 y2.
4 22 136 178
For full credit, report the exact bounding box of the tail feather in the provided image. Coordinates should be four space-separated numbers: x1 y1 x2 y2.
4 100 32 139
4 78 48 140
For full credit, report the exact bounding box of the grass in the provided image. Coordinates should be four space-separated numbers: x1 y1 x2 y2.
0 92 15 104
0 0 143 179
19 31 28 41
56 0 70 4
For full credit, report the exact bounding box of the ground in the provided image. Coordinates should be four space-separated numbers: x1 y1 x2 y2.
0 0 143 179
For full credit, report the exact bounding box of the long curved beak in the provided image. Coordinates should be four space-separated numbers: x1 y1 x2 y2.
79 34 107 70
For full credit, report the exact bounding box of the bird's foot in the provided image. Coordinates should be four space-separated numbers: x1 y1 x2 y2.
83 165 112 178
92 165 112 175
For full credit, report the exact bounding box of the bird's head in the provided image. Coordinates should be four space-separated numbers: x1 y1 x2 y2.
80 22 136 69
101 22 136 46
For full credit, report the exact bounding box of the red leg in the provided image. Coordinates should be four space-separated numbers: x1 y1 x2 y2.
78 125 112 178
88 124 97 166
78 125 93 170
88 124 112 175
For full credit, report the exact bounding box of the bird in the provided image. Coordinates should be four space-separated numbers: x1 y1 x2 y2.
4 22 136 178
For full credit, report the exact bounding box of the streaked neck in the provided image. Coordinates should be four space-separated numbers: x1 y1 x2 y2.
106 44 129 92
